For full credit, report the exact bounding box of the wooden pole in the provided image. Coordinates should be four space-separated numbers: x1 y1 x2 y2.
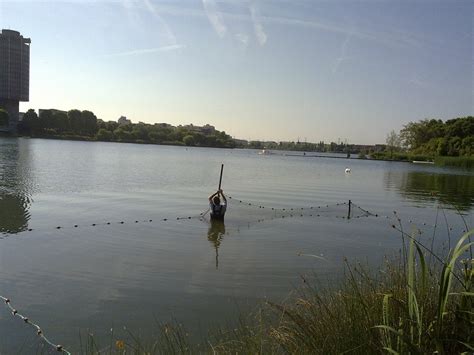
218 164 224 191
348 200 351 219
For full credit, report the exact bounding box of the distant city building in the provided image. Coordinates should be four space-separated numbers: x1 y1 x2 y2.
201 124 215 134
155 123 172 128
233 138 248 146
183 124 216 134
352 144 374 152
374 144 386 152
118 116 131 126
0 29 31 132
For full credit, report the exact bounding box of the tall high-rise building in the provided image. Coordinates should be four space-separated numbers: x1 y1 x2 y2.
0 29 31 132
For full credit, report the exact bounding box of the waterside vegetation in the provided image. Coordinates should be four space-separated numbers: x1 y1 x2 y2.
372 117 473 166
3 108 473 168
79 228 473 354
17 109 237 148
435 156 474 170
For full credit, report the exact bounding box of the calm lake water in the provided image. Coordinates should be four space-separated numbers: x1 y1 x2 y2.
0 138 473 352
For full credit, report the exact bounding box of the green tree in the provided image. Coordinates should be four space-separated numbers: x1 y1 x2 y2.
445 117 474 138
98 120 119 132
461 136 474 156
386 130 401 159
68 110 82 134
96 128 114 141
183 135 195 146
436 137 448 156
192 132 206 146
21 109 39 134
38 110 55 130
447 137 462 156
81 110 98 136
54 111 70 132
148 130 167 143
131 124 148 141
113 127 133 141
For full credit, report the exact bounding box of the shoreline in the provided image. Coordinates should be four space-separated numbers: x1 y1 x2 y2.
1 134 472 168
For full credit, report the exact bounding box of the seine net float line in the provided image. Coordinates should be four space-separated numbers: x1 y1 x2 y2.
0 196 366 236
227 195 349 211
0 210 468 352
0 295 71 354
0 195 468 236
228 197 469 233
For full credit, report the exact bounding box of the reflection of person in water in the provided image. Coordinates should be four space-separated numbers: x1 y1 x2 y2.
207 219 226 269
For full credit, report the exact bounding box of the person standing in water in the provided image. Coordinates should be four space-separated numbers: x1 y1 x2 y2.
209 189 227 220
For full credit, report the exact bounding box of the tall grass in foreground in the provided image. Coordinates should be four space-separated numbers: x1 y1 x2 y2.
81 229 473 354
435 156 474 169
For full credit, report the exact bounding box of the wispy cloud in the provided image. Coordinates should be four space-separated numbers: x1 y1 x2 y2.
121 0 142 28
107 44 185 57
143 0 177 45
121 0 183 50
249 3 267 46
153 3 424 49
408 74 432 89
235 33 249 47
332 28 354 73
202 0 227 38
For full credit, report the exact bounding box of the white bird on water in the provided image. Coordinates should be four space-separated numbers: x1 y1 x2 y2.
345 167 351 173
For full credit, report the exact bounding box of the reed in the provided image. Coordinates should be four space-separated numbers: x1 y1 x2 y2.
78 229 473 354
435 156 474 169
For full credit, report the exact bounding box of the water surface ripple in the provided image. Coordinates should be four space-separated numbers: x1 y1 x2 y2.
0 138 472 351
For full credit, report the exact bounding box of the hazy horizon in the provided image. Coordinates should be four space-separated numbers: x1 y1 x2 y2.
2 0 472 144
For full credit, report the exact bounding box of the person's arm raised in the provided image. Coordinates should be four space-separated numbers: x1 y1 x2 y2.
209 191 218 201
220 189 227 203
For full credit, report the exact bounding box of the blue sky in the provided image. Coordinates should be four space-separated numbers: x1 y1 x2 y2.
1 0 472 144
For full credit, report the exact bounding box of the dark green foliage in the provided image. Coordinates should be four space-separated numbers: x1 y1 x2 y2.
18 109 237 148
113 127 133 142
370 151 433 162
17 109 240 147
68 109 82 133
96 128 114 141
400 117 473 157
80 110 98 135
183 135 195 146
131 124 149 141
92 122 235 147
20 109 98 137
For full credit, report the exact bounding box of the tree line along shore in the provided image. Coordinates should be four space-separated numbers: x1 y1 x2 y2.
0 108 472 168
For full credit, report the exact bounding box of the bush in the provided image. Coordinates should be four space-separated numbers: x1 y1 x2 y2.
96 128 114 141
183 135 195 146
